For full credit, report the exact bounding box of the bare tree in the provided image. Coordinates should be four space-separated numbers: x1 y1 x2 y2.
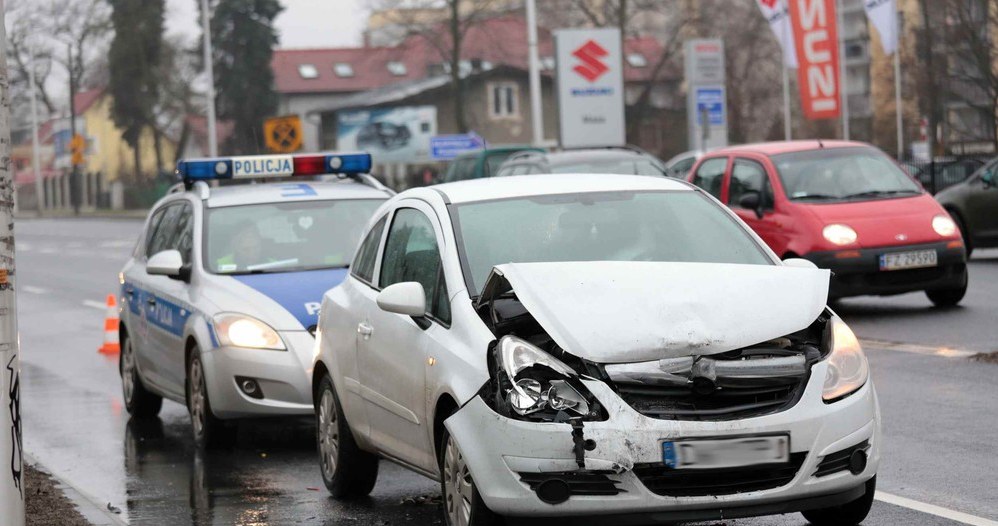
939 0 998 151
4 0 58 117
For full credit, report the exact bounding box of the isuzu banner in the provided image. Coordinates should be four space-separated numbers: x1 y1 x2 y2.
756 0 798 68
789 0 841 120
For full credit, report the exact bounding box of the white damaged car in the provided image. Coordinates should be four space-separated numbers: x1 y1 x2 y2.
311 174 880 525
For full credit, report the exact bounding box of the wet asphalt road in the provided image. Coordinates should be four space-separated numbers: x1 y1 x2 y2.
14 218 998 526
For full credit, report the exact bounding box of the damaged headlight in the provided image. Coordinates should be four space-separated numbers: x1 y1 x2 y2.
823 317 869 402
494 336 600 420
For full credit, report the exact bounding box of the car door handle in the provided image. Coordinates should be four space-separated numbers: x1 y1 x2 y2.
357 322 373 339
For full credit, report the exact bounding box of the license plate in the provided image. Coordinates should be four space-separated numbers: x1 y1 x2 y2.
879 249 937 271
662 435 790 470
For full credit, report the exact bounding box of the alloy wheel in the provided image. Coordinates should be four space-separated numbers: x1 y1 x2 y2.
121 338 135 403
317 388 340 480
189 358 206 437
443 435 474 526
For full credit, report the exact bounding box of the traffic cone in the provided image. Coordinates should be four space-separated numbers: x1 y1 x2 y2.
99 294 121 355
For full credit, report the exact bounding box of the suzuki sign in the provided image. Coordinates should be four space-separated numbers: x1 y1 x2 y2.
555 28 626 148
789 0 841 120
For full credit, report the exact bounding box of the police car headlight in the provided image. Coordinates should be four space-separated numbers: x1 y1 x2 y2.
213 313 286 351
823 317 869 402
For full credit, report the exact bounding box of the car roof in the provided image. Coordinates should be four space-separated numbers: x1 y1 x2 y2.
433 173 692 204
512 148 654 166
706 140 870 157
204 180 390 208
454 146 543 160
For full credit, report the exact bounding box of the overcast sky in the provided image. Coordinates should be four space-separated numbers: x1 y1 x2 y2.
165 0 367 49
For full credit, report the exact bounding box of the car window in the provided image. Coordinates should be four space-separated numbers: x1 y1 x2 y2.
379 208 448 322
146 204 183 257
483 153 514 177
692 157 727 198
173 203 194 265
140 207 167 258
671 157 695 176
445 157 476 182
729 159 772 208
352 215 388 285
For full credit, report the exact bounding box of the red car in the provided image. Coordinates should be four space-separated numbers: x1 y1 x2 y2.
687 141 968 306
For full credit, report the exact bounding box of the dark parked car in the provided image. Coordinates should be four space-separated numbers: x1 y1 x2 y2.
902 158 986 194
442 146 543 182
356 122 412 150
495 147 668 177
935 158 998 257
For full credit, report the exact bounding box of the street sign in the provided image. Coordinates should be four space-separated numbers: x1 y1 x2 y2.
695 87 726 126
70 134 86 166
430 133 486 160
264 115 303 153
554 27 626 148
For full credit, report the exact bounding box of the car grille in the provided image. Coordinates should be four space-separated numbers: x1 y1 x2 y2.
814 440 869 478
633 452 807 497
613 380 805 421
518 471 624 496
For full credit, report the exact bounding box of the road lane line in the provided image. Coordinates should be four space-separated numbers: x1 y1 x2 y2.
21 285 49 294
82 300 107 311
876 492 998 526
861 339 976 358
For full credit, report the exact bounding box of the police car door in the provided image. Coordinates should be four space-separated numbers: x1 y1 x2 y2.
124 205 172 391
142 201 196 398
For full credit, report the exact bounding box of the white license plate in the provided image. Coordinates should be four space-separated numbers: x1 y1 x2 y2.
662 435 789 470
879 249 938 271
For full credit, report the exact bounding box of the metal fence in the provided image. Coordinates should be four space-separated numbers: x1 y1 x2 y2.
899 155 994 195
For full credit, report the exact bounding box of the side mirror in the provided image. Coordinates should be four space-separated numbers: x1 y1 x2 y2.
147 250 184 278
738 191 764 218
982 170 994 188
783 258 818 270
376 282 426 317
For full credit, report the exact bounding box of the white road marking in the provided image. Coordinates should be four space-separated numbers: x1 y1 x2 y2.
82 300 107 311
18 243 31 252
21 285 48 294
39 247 57 254
100 240 134 248
861 339 976 358
876 491 998 526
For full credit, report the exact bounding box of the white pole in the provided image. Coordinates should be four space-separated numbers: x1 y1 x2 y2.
837 0 850 140
894 12 903 158
526 0 544 146
781 2 792 140
0 1 27 523
28 45 44 214
200 0 219 157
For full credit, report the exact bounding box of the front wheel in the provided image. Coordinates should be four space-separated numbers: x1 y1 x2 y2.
801 475 876 526
120 332 162 418
439 427 499 526
926 272 968 308
316 375 379 498
187 348 237 450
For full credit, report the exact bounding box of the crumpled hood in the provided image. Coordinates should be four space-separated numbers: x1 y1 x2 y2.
493 261 830 364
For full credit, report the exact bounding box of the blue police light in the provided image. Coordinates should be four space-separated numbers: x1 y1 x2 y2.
176 152 373 181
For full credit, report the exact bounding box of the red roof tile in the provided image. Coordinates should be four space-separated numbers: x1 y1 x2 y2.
73 88 104 115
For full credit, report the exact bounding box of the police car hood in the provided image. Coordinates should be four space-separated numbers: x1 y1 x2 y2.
204 268 349 331
485 261 830 363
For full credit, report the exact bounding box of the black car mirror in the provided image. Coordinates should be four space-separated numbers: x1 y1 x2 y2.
738 191 764 218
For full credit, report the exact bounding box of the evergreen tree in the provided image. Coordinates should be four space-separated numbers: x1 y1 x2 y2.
208 0 283 154
107 0 165 182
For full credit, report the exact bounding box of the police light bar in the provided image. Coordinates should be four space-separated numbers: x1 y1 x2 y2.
176 152 373 181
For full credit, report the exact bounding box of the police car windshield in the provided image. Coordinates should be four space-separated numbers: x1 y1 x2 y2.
204 199 383 275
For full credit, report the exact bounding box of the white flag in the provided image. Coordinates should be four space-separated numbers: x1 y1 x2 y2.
756 0 798 68
864 0 898 55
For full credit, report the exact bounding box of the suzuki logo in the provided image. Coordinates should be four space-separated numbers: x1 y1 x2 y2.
895 233 908 241
572 40 610 82
761 0 779 8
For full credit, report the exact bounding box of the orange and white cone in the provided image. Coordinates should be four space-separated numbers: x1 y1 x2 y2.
98 294 121 355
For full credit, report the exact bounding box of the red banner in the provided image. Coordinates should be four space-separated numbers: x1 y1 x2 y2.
789 0 841 120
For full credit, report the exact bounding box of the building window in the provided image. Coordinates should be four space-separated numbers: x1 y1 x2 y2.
298 64 318 79
489 82 519 119
540 56 555 70
626 53 648 67
334 63 354 77
387 61 407 76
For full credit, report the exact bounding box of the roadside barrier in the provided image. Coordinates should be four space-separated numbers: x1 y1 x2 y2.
99 294 121 355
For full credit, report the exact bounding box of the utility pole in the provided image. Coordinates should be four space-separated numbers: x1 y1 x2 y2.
526 0 544 146
28 45 43 215
1 1 27 524
68 44 80 215
837 0 850 140
200 0 219 157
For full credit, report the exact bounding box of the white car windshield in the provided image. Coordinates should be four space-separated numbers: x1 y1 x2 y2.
774 147 921 201
453 191 771 293
204 199 383 274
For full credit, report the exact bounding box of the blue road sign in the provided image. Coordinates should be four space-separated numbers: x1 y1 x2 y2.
430 133 487 160
695 87 725 126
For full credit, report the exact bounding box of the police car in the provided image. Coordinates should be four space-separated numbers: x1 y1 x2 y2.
118 152 392 448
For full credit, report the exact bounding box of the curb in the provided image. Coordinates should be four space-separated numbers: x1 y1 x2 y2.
25 453 128 526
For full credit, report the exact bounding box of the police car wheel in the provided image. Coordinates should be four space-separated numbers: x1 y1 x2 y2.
120 332 162 418
187 348 237 449
316 374 378 498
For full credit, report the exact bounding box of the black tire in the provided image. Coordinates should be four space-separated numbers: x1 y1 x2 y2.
119 332 162 418
949 211 973 258
315 374 379 498
926 271 968 308
438 425 499 526
186 348 237 450
802 476 876 526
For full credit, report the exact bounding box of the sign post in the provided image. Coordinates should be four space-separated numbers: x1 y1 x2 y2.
684 39 728 150
554 28 626 149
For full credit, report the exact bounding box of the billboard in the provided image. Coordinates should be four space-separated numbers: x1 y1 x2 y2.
789 0 841 120
684 39 729 150
554 28 626 148
336 106 437 163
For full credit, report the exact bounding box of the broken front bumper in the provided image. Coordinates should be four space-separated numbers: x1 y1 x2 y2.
444 359 880 520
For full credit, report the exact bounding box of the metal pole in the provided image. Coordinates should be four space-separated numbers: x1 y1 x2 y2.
68 44 79 216
201 0 219 157
0 1 27 522
781 2 792 141
894 11 903 159
837 0 849 140
28 45 44 215
526 0 544 146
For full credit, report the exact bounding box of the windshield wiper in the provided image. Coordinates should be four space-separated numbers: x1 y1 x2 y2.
791 193 841 200
842 190 919 199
